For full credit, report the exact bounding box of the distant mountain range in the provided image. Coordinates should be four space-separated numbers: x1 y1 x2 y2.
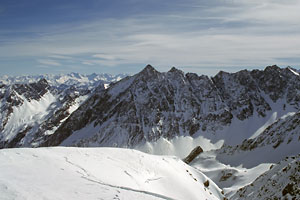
0 72 126 89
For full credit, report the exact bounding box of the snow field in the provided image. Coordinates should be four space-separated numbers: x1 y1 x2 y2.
0 147 225 200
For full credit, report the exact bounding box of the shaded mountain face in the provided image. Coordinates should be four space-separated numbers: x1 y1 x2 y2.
222 111 300 154
0 73 126 148
40 65 300 148
232 154 300 200
212 111 300 171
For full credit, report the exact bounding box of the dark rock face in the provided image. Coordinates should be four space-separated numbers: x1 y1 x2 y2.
42 65 300 148
213 69 271 120
183 146 204 164
13 79 50 101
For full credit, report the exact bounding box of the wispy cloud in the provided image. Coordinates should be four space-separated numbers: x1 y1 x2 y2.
37 59 61 66
92 54 118 60
81 61 95 66
48 54 72 59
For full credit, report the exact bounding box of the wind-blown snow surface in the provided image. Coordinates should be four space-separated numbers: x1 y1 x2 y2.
0 147 225 200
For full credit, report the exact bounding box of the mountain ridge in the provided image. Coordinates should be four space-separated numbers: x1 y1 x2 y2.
39 64 300 148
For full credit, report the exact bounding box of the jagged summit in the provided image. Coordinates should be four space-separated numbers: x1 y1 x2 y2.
138 65 184 78
140 64 158 74
134 65 160 81
168 66 184 74
264 64 281 72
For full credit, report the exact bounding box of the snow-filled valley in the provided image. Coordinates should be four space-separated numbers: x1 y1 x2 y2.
1 65 300 199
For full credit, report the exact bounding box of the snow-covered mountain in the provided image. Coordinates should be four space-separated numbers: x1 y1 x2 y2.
39 65 300 148
1 65 299 199
0 147 225 200
0 73 126 148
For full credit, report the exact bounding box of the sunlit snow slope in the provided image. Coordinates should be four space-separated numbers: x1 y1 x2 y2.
0 147 225 200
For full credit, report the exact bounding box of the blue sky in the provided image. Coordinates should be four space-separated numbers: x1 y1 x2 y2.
0 0 300 76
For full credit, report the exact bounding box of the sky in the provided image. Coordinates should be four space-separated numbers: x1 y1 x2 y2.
0 0 300 76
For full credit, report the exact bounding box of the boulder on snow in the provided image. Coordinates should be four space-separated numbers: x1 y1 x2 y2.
183 146 203 164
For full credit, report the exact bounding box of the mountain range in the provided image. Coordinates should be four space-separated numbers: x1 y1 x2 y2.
0 65 299 199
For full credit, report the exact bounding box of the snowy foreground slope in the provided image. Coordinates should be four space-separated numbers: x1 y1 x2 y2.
0 147 225 200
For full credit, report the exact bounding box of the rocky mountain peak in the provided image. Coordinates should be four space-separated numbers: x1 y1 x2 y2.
264 64 281 72
12 78 51 101
140 64 158 75
133 65 160 84
168 66 184 75
37 78 49 85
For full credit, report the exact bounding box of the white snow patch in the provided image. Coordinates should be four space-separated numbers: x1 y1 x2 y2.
288 67 299 76
104 83 110 89
249 112 277 139
67 94 89 115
